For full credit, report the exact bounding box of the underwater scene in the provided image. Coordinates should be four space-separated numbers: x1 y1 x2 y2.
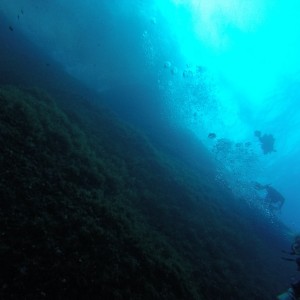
1 1 300 299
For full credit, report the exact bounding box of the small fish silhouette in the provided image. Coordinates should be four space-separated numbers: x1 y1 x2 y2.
208 133 216 139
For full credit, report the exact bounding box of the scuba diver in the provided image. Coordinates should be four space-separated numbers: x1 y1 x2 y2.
254 182 285 212
278 236 300 300
254 130 276 154
282 235 300 271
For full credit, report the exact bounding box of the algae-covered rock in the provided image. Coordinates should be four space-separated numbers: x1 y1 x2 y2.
0 86 197 299
0 86 292 299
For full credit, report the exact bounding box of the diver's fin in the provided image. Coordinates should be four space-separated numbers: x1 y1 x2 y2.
281 257 296 262
277 288 297 300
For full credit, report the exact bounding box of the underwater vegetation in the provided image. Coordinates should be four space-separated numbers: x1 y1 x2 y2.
0 85 293 299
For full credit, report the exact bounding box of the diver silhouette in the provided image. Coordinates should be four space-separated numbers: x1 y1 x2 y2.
278 236 300 300
254 130 276 154
254 182 285 212
282 235 300 271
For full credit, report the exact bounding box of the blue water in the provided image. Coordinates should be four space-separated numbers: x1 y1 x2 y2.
1 0 299 233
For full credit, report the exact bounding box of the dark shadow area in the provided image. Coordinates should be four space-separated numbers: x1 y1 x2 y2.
0 12 296 299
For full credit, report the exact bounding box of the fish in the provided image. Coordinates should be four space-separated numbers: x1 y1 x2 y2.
208 133 216 139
